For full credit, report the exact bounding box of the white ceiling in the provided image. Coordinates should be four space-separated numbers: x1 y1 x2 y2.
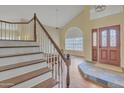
0 5 83 27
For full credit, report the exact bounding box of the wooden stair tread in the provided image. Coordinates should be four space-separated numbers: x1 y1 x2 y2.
0 45 39 48
0 67 51 88
32 78 58 88
0 52 43 58
0 59 46 72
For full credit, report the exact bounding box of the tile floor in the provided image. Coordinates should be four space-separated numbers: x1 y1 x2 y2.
68 56 102 88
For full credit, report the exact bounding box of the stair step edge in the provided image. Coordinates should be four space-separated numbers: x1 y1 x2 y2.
0 52 44 58
0 59 46 72
32 78 58 88
0 67 51 88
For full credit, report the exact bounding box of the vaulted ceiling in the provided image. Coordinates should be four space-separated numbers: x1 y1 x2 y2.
0 5 84 27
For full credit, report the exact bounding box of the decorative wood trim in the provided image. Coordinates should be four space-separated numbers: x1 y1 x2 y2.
92 29 98 62
99 25 120 66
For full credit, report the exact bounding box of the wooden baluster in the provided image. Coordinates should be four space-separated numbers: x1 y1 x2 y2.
43 32 45 60
12 24 14 40
15 24 17 40
51 45 54 78
56 52 59 82
17 24 19 40
11 24 13 40
58 55 60 88
54 48 57 80
51 46 55 79
25 24 27 40
60 56 63 88
46 38 49 67
49 41 52 69
13 24 15 40
66 54 71 88
48 40 50 68
28 23 30 40
46 37 48 62
38 28 41 51
40 30 42 50
54 48 56 80
43 33 46 60
9 24 11 40
29 22 31 40
0 22 2 40
42 31 44 51
2 23 5 40
5 23 6 40
2 22 3 40
61 59 64 88
14 24 16 40
19 24 21 40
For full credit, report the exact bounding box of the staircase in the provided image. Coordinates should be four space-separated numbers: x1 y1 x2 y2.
0 14 71 88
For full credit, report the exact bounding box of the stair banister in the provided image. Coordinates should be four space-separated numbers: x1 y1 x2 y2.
35 14 70 88
0 13 70 88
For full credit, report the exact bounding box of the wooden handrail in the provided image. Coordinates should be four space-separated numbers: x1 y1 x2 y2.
0 17 34 24
34 13 37 41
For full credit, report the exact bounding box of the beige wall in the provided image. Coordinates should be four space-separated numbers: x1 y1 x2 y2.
60 6 124 68
60 6 90 58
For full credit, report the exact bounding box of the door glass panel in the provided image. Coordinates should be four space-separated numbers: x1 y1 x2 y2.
101 30 107 47
110 29 116 47
93 32 97 46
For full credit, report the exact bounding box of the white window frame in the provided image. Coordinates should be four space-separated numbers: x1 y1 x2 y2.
65 27 83 51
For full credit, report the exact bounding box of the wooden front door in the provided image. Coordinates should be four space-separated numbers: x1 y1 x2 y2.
99 25 120 66
92 29 98 62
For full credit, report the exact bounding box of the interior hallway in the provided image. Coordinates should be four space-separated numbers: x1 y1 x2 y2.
69 56 102 88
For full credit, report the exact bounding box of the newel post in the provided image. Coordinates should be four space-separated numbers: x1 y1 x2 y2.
34 13 37 41
66 54 71 88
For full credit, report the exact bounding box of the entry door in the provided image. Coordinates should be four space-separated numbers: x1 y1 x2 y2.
99 25 120 66
92 29 98 62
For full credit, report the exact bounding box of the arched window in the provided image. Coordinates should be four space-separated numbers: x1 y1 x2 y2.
65 27 83 51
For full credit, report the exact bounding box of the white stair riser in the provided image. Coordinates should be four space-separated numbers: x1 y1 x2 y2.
0 54 44 66
12 72 52 88
0 41 39 46
0 62 47 81
0 47 40 55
